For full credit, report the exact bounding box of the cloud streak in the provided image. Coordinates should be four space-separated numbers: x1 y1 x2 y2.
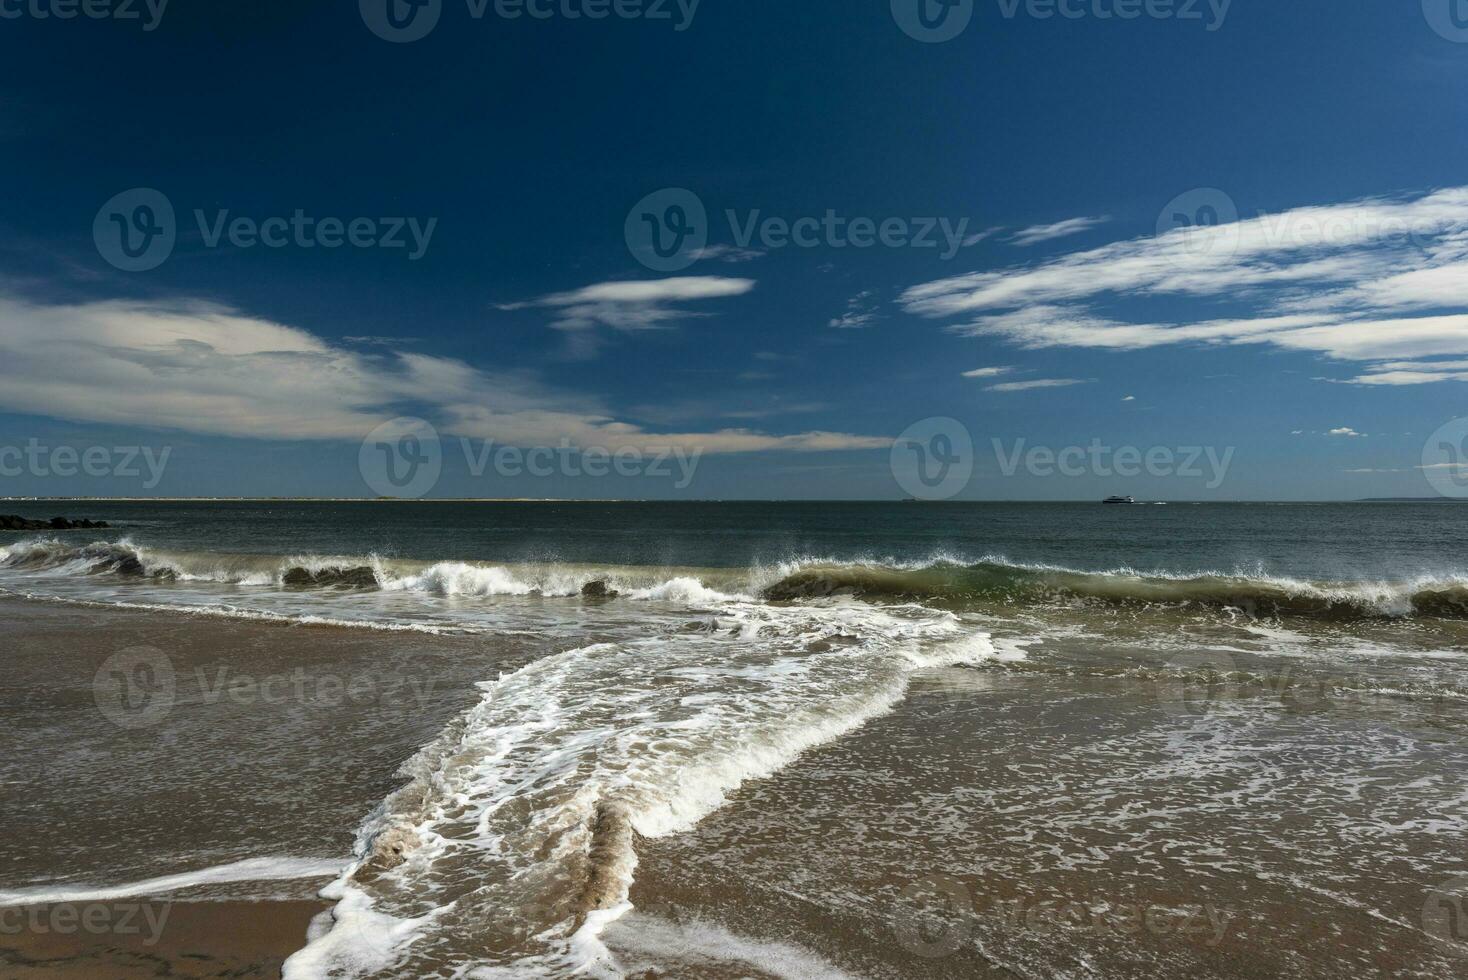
0 291 886 456
1009 215 1111 247
985 378 1092 393
901 187 1468 385
504 276 756 333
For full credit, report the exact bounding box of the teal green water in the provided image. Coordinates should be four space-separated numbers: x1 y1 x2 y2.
4 499 1465 578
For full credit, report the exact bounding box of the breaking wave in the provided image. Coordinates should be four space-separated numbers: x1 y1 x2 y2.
5 537 1468 621
761 561 1468 621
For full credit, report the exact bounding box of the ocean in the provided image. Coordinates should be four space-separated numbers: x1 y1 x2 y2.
2 500 1466 978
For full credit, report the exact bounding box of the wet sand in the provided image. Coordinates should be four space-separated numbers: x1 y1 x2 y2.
5 591 1468 977
616 665 1468 978
0 596 541 978
0 900 327 979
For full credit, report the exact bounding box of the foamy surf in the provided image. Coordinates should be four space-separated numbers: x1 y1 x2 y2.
0 856 345 907
600 912 865 980
283 597 999 979
6 537 1468 625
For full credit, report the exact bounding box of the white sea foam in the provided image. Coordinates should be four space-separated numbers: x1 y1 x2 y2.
284 598 992 979
0 856 344 906
601 912 866 980
380 561 541 597
624 575 742 605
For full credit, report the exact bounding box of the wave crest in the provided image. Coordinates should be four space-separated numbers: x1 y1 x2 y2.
762 561 1468 621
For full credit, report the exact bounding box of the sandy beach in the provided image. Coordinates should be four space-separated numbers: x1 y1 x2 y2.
0 900 327 979
3 502 1468 977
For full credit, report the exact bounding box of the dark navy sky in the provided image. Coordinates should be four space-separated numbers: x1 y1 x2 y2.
2 0 1467 499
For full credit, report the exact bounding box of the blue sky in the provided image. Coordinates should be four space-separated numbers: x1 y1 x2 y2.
1 0 1467 499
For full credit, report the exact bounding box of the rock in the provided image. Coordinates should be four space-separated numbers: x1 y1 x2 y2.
676 618 720 634
111 555 146 576
282 565 379 588
1 515 109 531
358 825 420 878
581 580 619 599
805 634 861 653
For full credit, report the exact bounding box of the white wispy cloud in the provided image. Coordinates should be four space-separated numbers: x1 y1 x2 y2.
498 276 757 360
1009 215 1111 247
1328 427 1365 437
692 244 766 264
963 227 1003 247
1339 358 1468 386
830 290 880 329
900 187 1468 385
961 366 1013 378
986 378 1092 393
503 276 755 332
0 291 886 456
